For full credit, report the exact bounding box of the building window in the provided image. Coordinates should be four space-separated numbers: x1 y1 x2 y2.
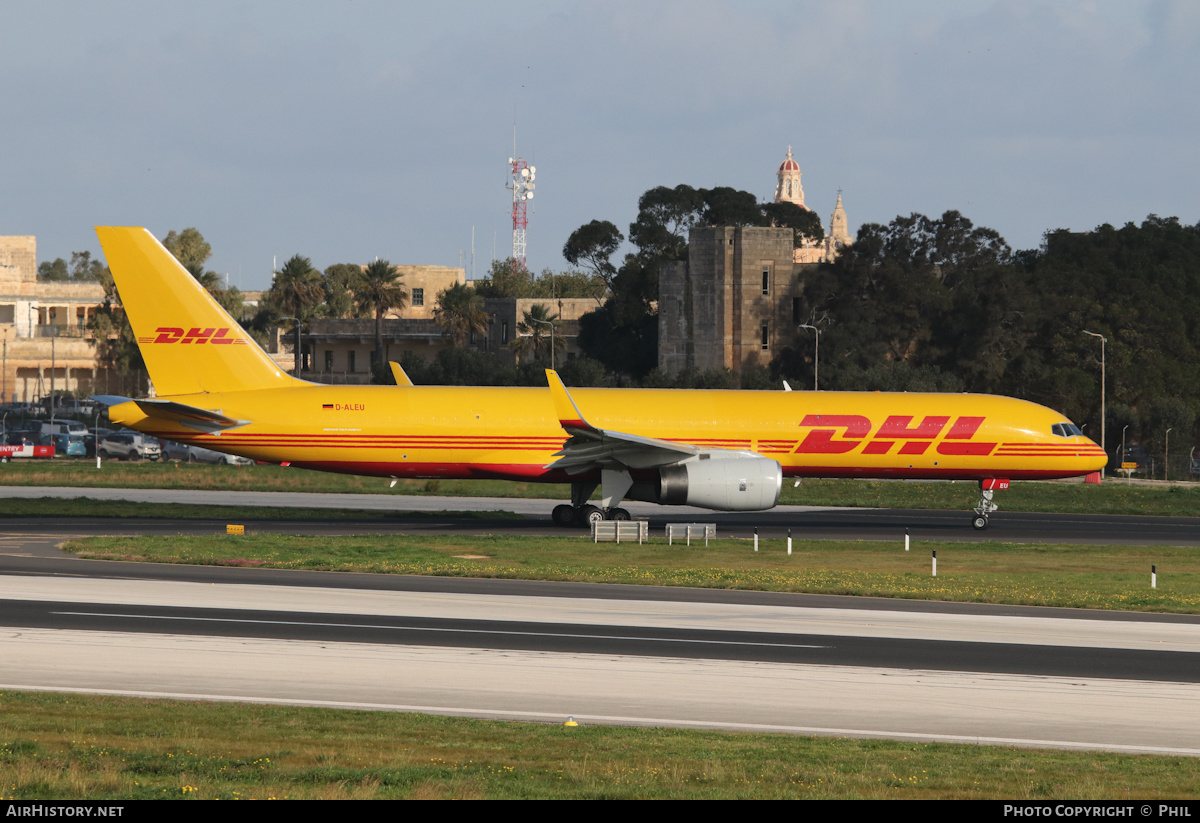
502 321 509 345
412 288 424 307
761 322 770 351
324 350 333 372
348 351 356 373
762 264 771 295
792 298 801 324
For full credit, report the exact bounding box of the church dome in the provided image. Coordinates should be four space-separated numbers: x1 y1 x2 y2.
779 148 799 172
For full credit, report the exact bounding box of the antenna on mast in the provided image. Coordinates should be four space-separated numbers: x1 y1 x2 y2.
506 117 536 271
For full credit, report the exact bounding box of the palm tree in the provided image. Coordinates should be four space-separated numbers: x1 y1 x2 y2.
511 303 565 365
433 283 490 347
354 259 408 367
267 255 324 375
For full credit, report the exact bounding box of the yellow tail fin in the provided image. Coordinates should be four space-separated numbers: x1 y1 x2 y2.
96 226 302 397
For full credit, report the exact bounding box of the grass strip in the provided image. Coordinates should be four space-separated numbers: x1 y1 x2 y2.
4 462 1200 515
61 533 1200 613
1 691 1195 799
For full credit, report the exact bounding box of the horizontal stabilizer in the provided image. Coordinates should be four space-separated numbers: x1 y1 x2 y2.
93 395 249 433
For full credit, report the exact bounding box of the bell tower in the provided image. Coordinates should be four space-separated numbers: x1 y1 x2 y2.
828 192 851 250
773 146 806 209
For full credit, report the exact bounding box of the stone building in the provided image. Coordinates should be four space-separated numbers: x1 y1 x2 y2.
658 226 800 375
385 265 466 321
299 296 601 383
657 149 856 376
0 236 111 403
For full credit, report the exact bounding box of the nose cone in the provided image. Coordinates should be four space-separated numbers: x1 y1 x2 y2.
1076 436 1108 471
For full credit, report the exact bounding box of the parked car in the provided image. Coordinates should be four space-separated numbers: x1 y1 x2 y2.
98 432 162 461
50 432 87 457
47 418 88 436
159 438 252 465
83 427 115 457
4 430 39 447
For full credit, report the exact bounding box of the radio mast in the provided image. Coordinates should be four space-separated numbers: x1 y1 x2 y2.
507 150 536 271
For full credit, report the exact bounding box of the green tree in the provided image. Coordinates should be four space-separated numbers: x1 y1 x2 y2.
89 299 146 396
160 227 247 319
266 255 325 375
69 251 105 281
322 263 365 319
37 258 69 281
761 201 825 246
627 184 704 262
432 283 489 347
354 259 409 368
473 258 536 298
38 252 106 282
791 210 1015 391
700 186 761 227
562 220 624 290
162 228 212 271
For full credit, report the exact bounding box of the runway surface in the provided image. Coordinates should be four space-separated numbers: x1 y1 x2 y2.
4 484 1200 544
2 485 1199 754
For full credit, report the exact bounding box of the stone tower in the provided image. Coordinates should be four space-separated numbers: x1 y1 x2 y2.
827 192 853 252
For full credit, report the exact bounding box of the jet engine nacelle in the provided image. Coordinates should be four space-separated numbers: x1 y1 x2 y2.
656 451 782 511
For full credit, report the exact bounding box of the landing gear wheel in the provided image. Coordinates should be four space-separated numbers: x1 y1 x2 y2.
609 507 631 521
971 514 989 531
579 505 606 527
552 504 577 526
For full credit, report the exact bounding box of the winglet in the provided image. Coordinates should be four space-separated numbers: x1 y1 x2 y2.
389 361 414 386
546 369 594 434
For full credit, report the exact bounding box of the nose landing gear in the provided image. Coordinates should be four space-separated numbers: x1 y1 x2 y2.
972 478 1008 530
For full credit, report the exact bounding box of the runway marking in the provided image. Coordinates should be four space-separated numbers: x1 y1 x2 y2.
3 683 1198 757
55 611 829 650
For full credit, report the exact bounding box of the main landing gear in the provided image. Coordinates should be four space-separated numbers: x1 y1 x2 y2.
971 478 1009 530
552 503 632 526
551 474 633 527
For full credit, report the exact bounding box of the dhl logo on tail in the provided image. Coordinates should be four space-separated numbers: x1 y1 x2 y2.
138 327 250 345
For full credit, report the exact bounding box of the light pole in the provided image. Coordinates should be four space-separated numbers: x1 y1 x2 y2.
1166 427 1173 481
797 324 821 391
1082 330 1106 473
1121 424 1129 479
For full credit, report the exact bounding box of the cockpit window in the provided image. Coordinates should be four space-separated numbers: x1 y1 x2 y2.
1051 422 1083 438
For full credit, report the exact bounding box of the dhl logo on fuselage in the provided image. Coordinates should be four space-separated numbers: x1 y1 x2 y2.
138 327 249 345
797 414 996 456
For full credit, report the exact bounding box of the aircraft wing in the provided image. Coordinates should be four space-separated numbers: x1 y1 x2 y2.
544 370 696 474
92 395 250 433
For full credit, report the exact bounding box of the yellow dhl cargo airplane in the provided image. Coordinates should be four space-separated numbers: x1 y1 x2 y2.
94 226 1107 530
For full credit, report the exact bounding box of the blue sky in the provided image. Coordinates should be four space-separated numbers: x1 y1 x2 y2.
2 1 1196 289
